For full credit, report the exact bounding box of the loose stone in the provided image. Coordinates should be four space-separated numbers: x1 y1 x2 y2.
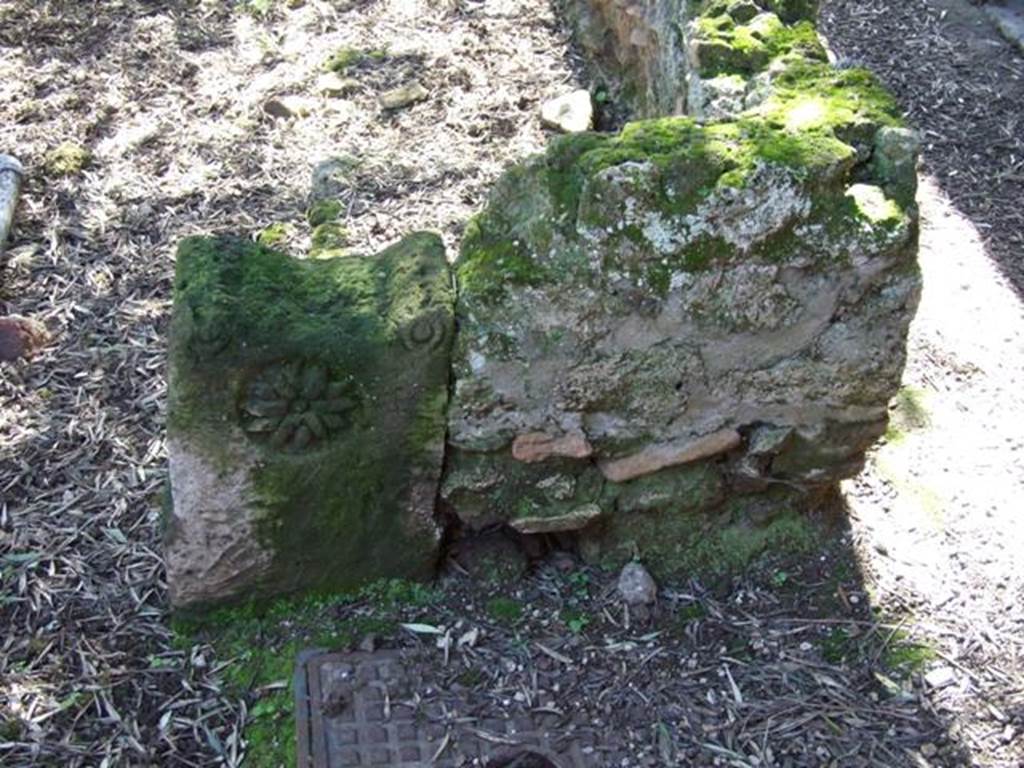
540 89 594 133
617 562 658 606
317 72 360 97
379 82 429 110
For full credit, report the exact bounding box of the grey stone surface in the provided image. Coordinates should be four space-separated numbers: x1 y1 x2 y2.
310 155 359 201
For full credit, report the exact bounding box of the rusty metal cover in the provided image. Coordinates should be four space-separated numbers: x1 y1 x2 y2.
295 649 614 767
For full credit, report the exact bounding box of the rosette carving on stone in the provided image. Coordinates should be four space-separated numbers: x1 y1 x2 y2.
241 360 357 451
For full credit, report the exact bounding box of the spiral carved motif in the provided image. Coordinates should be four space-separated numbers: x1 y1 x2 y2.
399 313 448 352
241 360 357 451
187 304 231 356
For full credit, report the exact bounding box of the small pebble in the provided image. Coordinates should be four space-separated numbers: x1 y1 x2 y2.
379 82 429 110
924 666 956 689
540 89 593 133
617 561 657 606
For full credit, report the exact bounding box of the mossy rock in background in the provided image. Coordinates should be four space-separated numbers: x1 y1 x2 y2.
165 232 454 611
564 0 826 121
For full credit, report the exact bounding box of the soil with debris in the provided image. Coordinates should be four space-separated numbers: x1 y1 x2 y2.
821 0 1024 295
288 539 970 768
822 0 1024 765
1 0 1022 766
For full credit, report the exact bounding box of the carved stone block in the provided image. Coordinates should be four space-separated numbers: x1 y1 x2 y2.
165 233 453 610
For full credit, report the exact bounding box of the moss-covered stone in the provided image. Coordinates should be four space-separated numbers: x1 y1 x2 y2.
325 46 388 74
613 462 725 514
685 0 851 122
690 11 827 79
306 199 343 227
442 448 607 529
455 105 903 309
871 126 922 209
257 222 295 247
748 61 901 142
45 141 91 176
166 232 454 610
310 221 348 253
580 486 818 580
447 21 919 578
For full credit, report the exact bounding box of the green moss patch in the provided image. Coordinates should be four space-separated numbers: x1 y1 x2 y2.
257 222 295 247
442 448 607 530
325 46 388 74
750 61 902 144
691 9 826 78
309 221 348 253
457 216 548 301
174 579 439 768
583 481 819 583
306 199 343 228
486 596 524 623
885 386 931 444
456 103 890 302
45 141 91 176
882 631 936 674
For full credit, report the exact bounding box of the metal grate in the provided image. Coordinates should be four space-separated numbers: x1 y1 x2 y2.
295 650 614 767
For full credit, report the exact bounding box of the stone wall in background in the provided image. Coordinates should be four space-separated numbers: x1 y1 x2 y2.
165 233 453 610
563 0 689 117
564 0 825 120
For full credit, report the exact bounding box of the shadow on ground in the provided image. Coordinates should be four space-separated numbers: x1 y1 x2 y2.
0 0 234 62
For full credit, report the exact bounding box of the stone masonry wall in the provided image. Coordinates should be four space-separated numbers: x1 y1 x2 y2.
564 0 689 117
445 0 920 578
165 0 919 608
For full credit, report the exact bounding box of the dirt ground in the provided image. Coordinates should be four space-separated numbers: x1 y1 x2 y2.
821 0 1024 763
0 0 1022 766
